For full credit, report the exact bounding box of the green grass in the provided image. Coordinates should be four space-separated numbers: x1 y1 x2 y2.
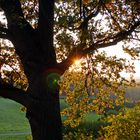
83 112 101 122
0 98 102 139
0 98 30 133
0 98 101 127
0 135 30 140
60 98 69 111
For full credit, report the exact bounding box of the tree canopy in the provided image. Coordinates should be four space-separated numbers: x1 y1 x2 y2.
0 0 139 108
0 0 140 72
0 1 139 67
0 0 140 139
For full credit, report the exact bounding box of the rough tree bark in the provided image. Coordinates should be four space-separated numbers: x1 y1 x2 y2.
0 0 63 139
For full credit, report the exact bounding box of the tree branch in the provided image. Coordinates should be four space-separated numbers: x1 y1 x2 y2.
56 48 84 73
78 1 101 30
103 2 122 31
0 27 12 39
0 0 35 43
84 20 140 53
0 27 8 33
0 33 8 39
0 82 31 107
0 0 24 25
58 21 140 72
0 0 42 74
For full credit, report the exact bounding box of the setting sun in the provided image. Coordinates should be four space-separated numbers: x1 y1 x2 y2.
74 59 81 66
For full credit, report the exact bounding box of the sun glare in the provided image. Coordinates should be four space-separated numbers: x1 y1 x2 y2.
74 59 81 66
69 59 82 71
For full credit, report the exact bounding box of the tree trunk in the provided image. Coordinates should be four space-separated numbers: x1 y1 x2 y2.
26 72 62 140
0 1 63 139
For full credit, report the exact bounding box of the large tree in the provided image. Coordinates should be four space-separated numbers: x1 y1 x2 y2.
0 0 140 140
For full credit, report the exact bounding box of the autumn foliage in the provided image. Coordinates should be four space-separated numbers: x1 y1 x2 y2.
99 104 140 140
59 51 137 127
0 0 140 139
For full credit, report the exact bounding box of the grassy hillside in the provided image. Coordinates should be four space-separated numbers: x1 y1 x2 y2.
0 98 99 132
0 135 30 140
0 86 140 133
0 98 30 133
0 87 140 139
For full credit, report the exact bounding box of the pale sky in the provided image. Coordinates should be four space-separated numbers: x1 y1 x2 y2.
100 42 140 79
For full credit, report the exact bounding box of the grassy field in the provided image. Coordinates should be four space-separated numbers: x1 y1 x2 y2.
0 98 30 133
0 135 30 140
0 98 30 140
0 98 100 139
1 86 139 139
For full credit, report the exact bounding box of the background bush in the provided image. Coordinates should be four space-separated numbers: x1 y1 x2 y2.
99 104 140 140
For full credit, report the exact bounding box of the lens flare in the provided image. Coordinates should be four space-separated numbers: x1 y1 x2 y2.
46 73 60 90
